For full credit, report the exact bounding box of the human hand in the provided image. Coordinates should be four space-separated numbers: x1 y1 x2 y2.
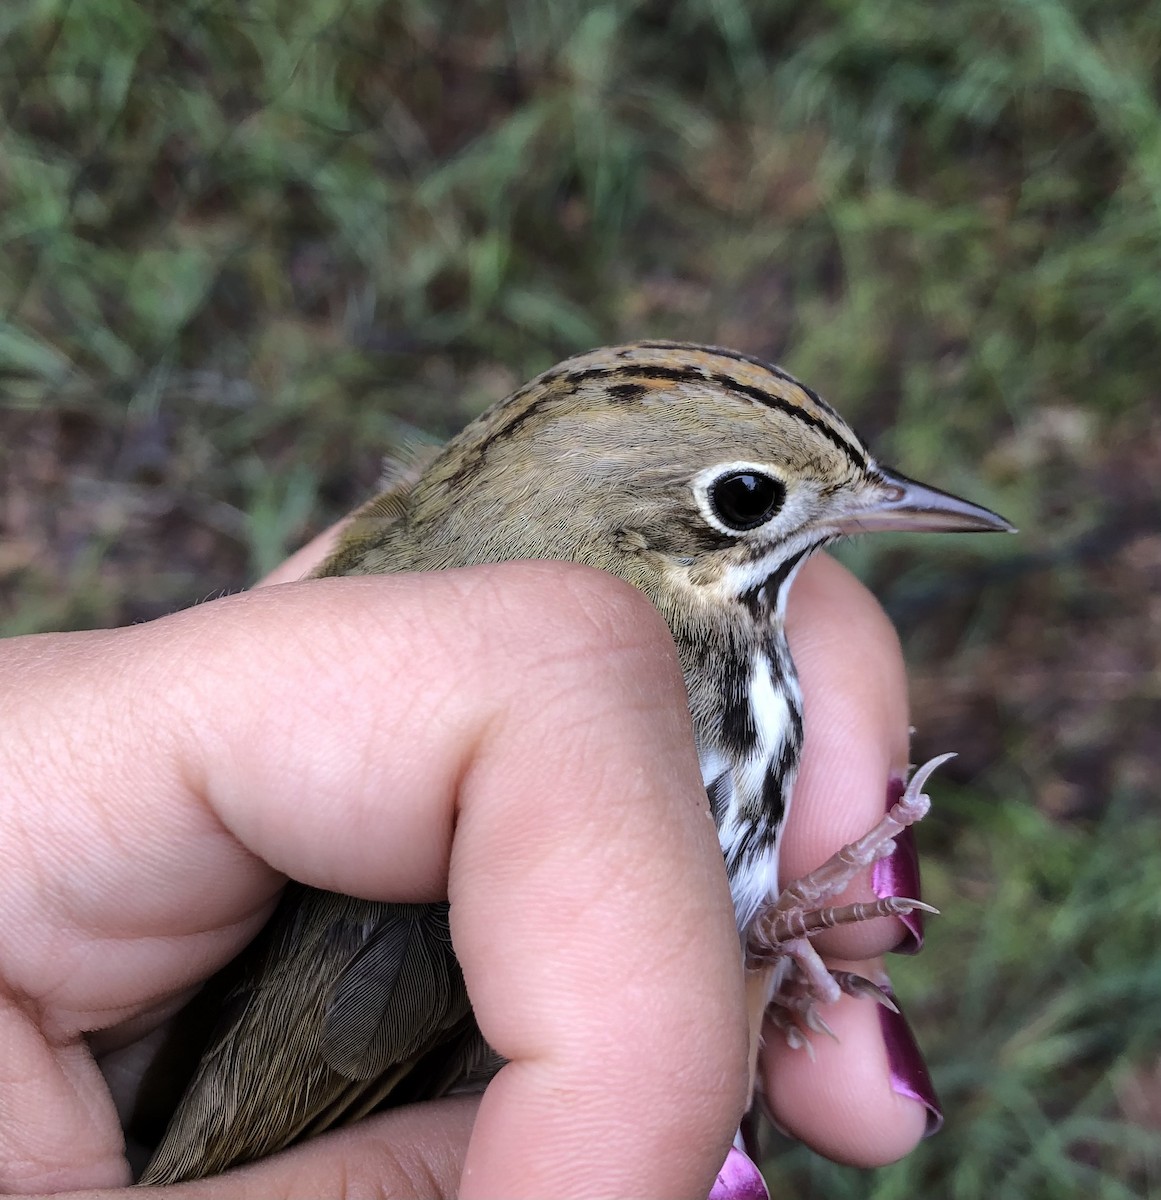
0 546 934 1198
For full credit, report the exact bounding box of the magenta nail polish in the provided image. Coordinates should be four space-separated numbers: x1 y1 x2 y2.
873 773 924 954
708 1145 769 1200
878 987 943 1136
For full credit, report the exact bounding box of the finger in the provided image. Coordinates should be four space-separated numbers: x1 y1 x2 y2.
769 557 936 1165
124 1096 478 1200
758 958 934 1165
221 563 747 1197
441 565 748 1199
1 563 745 1195
783 554 917 962
41 1097 476 1200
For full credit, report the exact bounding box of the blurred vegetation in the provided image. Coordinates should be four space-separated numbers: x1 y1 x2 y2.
1 1 1159 1196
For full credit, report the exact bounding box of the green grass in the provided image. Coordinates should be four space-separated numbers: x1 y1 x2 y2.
2 1 1159 1194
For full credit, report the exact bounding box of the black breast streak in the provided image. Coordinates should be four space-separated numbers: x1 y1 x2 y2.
732 737 798 872
759 757 788 830
718 654 758 760
725 641 804 879
706 771 731 827
727 814 778 878
787 698 804 752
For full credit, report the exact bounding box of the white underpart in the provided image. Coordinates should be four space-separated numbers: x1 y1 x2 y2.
698 746 731 791
700 654 801 934
692 544 817 934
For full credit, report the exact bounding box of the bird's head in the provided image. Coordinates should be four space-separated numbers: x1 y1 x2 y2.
408 342 1012 615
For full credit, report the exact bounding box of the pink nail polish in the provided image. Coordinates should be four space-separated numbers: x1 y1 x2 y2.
708 1145 769 1200
878 986 943 1136
873 773 924 954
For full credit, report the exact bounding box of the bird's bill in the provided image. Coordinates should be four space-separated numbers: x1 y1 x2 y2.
830 467 1015 535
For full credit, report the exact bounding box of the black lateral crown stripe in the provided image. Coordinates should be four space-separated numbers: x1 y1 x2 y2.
459 354 867 484
560 363 705 389
556 361 867 471
636 340 804 389
634 340 842 421
705 373 867 469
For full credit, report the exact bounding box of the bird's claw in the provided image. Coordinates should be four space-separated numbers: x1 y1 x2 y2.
749 753 952 1046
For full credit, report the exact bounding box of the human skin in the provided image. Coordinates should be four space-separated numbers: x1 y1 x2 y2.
0 549 927 1199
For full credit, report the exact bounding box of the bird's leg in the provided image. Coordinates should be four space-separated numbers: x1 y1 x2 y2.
748 753 952 1044
750 752 950 955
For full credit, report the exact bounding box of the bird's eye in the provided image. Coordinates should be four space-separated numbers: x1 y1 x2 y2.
709 471 786 532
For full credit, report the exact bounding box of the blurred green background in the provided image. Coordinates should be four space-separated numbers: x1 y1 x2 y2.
2 1 1159 1196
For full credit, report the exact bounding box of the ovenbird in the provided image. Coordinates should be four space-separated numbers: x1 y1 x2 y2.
138 341 1011 1185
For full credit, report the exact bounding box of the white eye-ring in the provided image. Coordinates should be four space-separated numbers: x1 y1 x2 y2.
694 462 787 535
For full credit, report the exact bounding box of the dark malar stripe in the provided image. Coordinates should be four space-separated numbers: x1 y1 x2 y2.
763 545 812 599
738 541 824 620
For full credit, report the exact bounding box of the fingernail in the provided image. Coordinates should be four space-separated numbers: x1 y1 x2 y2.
708 1145 769 1200
878 986 943 1137
873 772 924 954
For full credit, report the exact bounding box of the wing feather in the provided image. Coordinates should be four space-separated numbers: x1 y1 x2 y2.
138 887 475 1185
